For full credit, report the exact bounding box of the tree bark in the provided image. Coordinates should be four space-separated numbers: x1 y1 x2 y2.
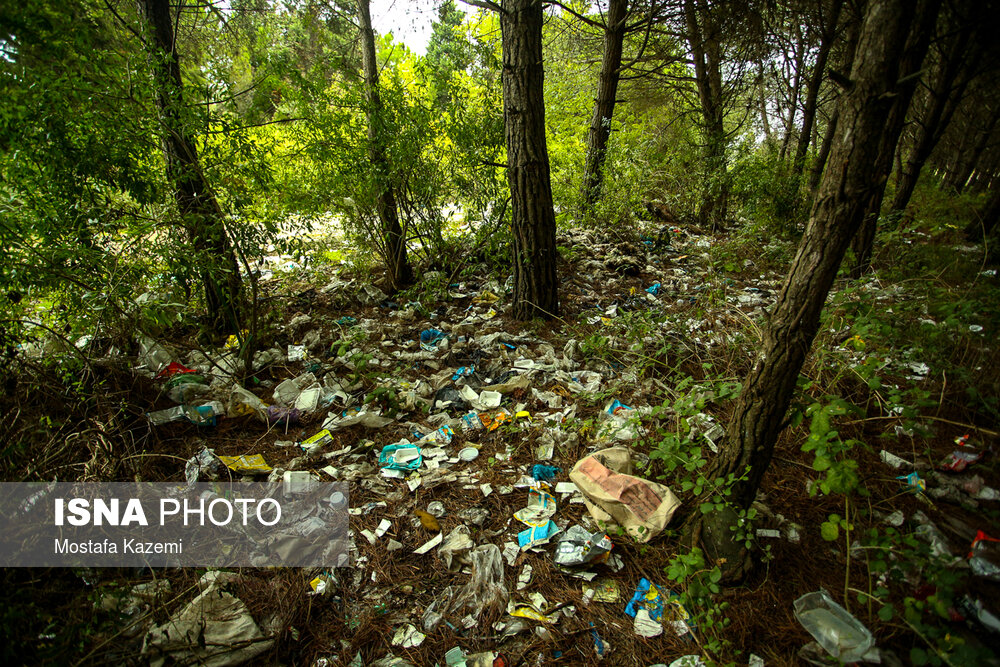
502 0 559 320
889 13 974 216
684 0 728 229
357 0 413 290
848 0 941 278
580 0 628 211
808 7 860 199
139 0 242 333
792 0 844 179
686 0 921 580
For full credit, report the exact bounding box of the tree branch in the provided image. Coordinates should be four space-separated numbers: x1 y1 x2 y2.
461 0 504 13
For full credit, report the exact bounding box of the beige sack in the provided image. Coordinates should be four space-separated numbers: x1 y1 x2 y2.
570 447 681 543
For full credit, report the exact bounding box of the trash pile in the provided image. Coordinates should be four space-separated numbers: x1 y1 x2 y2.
38 224 998 665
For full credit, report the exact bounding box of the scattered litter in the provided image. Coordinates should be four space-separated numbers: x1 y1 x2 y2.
185 448 223 485
391 624 425 648
896 471 926 494
879 450 911 469
414 533 444 555
142 571 275 666
553 525 613 567
570 447 681 542
969 530 1000 581
439 526 474 570
379 443 423 475
458 447 479 462
794 589 874 663
300 429 332 454
633 608 662 637
625 578 663 622
583 579 620 603
420 329 447 352
517 564 532 590
531 464 561 481
217 454 271 475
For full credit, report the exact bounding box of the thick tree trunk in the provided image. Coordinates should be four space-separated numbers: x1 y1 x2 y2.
792 0 844 179
686 0 921 580
889 17 974 216
684 0 728 229
849 0 940 278
502 0 559 320
580 0 628 210
139 0 242 333
357 0 413 290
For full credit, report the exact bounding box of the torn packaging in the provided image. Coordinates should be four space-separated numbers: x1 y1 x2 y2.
570 447 680 542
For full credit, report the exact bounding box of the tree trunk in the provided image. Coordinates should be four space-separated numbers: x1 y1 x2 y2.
889 15 974 216
357 0 413 290
685 0 922 580
965 187 1000 241
139 0 242 333
849 0 941 278
502 0 559 320
944 104 1000 193
684 0 728 229
580 0 628 211
792 0 844 179
808 109 837 194
758 63 772 142
779 22 806 162
808 7 861 199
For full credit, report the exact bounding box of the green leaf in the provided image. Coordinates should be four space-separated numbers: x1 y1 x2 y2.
820 521 839 541
910 647 928 665
878 605 893 621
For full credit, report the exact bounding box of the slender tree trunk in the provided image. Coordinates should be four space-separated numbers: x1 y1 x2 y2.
139 0 242 333
849 0 941 278
793 0 844 179
779 22 806 162
581 0 628 211
357 0 413 290
502 0 559 320
685 0 922 580
965 187 1000 241
758 63 772 142
808 109 837 194
684 0 728 229
889 19 973 216
945 104 1000 193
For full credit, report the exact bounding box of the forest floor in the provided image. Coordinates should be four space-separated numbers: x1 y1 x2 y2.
2 220 999 666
